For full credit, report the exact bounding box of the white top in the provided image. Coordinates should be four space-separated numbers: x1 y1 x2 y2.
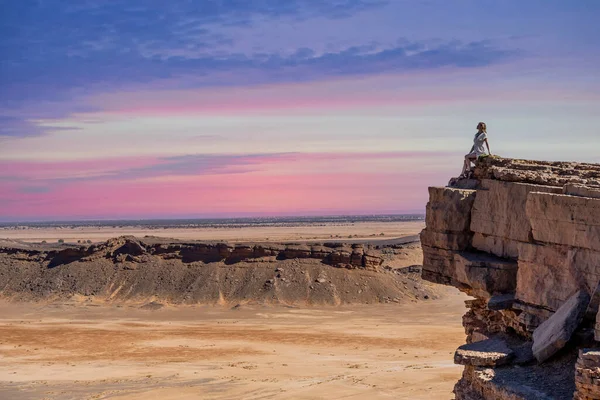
471 132 488 156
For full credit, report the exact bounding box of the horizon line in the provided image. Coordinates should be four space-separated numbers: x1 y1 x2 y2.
0 213 426 225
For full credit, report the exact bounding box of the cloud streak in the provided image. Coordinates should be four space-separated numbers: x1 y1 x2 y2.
0 150 455 220
0 151 458 183
1 0 521 138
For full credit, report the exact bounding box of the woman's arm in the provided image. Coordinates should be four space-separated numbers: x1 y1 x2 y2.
485 139 492 155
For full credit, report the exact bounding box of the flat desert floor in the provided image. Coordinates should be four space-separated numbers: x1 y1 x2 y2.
0 289 467 400
0 220 425 243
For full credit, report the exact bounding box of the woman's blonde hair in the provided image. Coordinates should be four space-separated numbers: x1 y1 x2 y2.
477 122 487 132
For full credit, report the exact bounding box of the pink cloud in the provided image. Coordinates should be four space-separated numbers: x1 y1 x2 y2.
2 171 441 220
0 151 454 220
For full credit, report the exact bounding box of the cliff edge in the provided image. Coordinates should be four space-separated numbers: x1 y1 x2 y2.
421 156 600 400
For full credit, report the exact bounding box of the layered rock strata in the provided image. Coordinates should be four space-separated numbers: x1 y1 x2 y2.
421 156 600 400
575 349 600 400
0 236 436 305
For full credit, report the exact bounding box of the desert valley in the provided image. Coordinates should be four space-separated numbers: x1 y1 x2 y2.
0 217 473 399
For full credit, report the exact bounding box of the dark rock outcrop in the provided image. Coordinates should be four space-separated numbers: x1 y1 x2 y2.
0 236 432 306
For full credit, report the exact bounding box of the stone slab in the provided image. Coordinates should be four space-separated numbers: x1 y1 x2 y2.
516 242 600 311
422 246 518 297
532 290 590 363
472 232 521 259
420 229 472 251
455 338 514 367
564 184 600 199
527 192 600 252
470 179 562 242
488 293 515 311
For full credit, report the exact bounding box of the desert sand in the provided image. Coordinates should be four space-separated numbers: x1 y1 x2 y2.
0 220 425 244
0 221 468 399
0 288 467 400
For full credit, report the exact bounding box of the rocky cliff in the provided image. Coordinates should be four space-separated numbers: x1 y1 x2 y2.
421 156 600 400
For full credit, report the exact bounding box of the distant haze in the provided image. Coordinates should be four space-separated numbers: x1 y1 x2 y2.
1 1 599 221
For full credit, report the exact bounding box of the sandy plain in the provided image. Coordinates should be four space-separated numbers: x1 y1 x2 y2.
0 220 468 399
0 288 467 400
0 220 425 244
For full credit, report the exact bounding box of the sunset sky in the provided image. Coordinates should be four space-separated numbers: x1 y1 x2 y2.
1 1 599 221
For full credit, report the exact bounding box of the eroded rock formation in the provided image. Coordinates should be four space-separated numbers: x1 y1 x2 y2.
422 156 600 400
0 236 436 305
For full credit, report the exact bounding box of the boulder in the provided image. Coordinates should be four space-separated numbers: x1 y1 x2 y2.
454 338 514 367
532 290 591 363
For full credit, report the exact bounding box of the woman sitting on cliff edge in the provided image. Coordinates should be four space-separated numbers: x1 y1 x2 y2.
459 122 492 178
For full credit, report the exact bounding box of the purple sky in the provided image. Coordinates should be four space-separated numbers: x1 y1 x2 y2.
1 1 599 221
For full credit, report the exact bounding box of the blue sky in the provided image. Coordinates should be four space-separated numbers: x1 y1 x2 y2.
1 0 599 220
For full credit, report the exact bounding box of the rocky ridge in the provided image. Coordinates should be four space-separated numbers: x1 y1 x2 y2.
422 156 600 400
0 236 435 305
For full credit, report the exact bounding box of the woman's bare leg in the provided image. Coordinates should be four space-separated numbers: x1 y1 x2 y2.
461 155 475 177
460 156 470 176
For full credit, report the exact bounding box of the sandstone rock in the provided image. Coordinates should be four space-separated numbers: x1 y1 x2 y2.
470 179 562 243
578 348 600 369
350 249 363 267
487 293 515 311
112 237 146 257
282 245 312 259
310 246 331 259
532 290 590 363
574 349 600 400
229 245 254 261
472 232 520 259
420 229 472 251
425 187 476 232
564 183 600 199
422 157 600 399
527 192 600 252
516 242 600 311
328 250 351 265
472 157 600 186
454 338 514 367
362 252 382 271
422 246 518 297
